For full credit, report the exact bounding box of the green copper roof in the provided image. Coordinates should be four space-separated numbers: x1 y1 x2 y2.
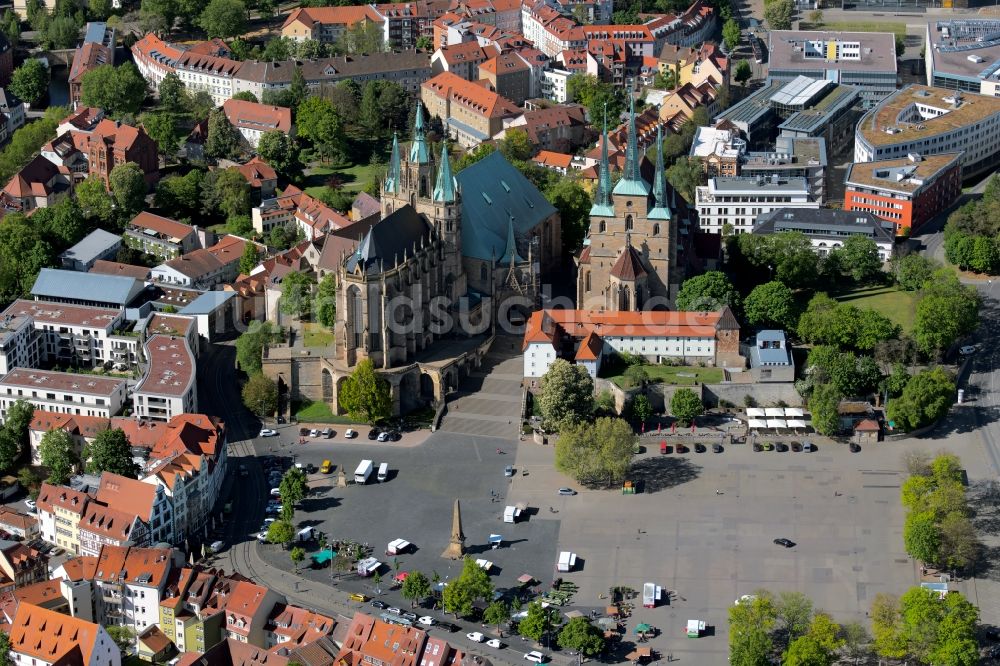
499 215 524 264
613 93 651 197
432 142 456 203
455 151 556 262
590 110 613 215
385 132 401 194
648 125 671 220
409 102 430 164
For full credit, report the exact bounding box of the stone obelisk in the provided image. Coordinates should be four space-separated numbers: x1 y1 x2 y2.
442 499 466 559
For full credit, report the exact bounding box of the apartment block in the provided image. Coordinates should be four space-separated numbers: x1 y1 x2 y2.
695 176 820 235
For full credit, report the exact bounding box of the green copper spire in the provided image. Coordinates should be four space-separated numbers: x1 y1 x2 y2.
432 141 456 203
385 132 401 194
653 125 665 207
499 215 524 264
410 101 430 164
613 92 651 197
590 109 614 216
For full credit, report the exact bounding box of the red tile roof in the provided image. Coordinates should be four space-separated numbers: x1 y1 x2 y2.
222 99 293 135
89 260 152 280
523 308 737 350
235 157 277 189
282 5 383 30
95 472 157 522
609 245 646 281
130 211 194 240
9 603 103 665
35 483 89 517
422 72 519 119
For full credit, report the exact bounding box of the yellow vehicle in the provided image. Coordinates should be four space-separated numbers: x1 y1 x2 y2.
320 460 333 474
349 593 368 602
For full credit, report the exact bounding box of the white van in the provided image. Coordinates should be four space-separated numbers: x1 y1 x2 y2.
377 462 389 482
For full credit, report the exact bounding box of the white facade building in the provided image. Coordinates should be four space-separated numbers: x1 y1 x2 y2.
695 176 820 235
541 68 572 102
0 315 40 376
133 334 197 422
0 369 127 422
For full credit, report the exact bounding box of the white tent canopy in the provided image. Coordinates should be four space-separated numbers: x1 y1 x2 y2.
784 408 805 418
747 408 766 417
787 419 808 429
764 408 785 417
767 419 787 429
748 419 768 429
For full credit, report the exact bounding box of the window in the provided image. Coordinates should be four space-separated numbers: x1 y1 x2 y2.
598 220 606 233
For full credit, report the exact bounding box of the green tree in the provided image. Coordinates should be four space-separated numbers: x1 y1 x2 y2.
670 388 703 425
566 73 625 124
555 417 635 487
105 626 135 653
808 382 841 436
257 130 300 180
895 34 906 58
80 63 148 118
539 359 594 430
401 570 432 608
497 128 534 162
0 11 21 50
242 372 278 417
279 466 307 506
267 519 295 547
44 15 80 49
519 601 558 642
140 0 178 33
199 0 247 38
236 320 281 374
545 178 590 251
484 600 511 635
186 90 216 123
734 60 753 86
622 364 649 389
557 617 605 656
203 167 251 219
0 630 11 666
840 621 872 665
887 367 955 432
10 59 49 106
774 591 814 646
831 236 883 284
75 175 113 222
871 594 906 660
894 254 936 291
38 428 79 484
337 19 384 55
84 428 140 478
442 557 494 617
729 593 776 666
666 155 703 204
155 169 203 220
239 241 260 276
744 281 796 329
109 162 147 219
338 358 392 424
0 214 55 306
675 271 739 312
140 111 179 156
205 108 242 160
627 394 653 423
316 273 336 328
290 546 305 571
722 18 741 52
279 270 315 319
904 510 941 563
913 294 980 357
764 0 793 29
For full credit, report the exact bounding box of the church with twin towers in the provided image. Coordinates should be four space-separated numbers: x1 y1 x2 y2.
577 96 683 312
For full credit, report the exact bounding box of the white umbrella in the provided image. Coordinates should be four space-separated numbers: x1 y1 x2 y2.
784 408 805 418
766 419 787 429
787 419 807 429
748 419 768 429
747 408 766 417
764 408 785 417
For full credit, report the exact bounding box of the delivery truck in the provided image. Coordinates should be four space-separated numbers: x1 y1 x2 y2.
377 462 389 482
503 506 521 523
387 538 411 555
556 551 577 572
354 459 373 484
642 582 662 608
356 557 381 576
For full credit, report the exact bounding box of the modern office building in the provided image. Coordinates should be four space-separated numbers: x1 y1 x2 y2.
925 19 1000 95
695 176 819 235
854 84 1000 180
767 31 897 108
753 208 895 261
844 152 962 235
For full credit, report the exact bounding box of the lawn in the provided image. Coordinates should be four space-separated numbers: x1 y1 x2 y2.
799 20 906 37
301 162 380 201
605 364 725 389
833 285 917 333
302 322 334 348
293 400 359 424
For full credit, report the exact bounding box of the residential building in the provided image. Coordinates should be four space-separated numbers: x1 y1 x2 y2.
30 269 145 309
766 30 897 108
541 67 572 102
0 89 25 144
478 52 531 105
281 6 384 43
695 176 820 235
0 370 127 422
335 612 428 666
8 603 121 666
84 118 160 189
854 85 1000 181
133 334 197 422
657 41 728 88
35 484 90 555
137 625 174 662
521 307 742 380
0 541 48 588
1 154 73 213
77 502 148 557
924 18 1000 95
0 507 37 540
68 23 117 110
845 152 962 235
264 604 336 649
223 580 283 645
89 261 152 281
174 51 242 107
90 545 174 633
95 472 174 545
656 78 721 131
178 291 239 341
420 72 520 147
753 208 895 260
151 236 250 288
371 2 427 50
221 99 294 150
747 330 794 383
251 185 352 238
131 33 184 93
125 212 202 260
431 42 499 81
0 299 139 371
159 568 229 653
28 411 109 465
60 229 122 272
0 314 39 376
498 104 588 152
235 157 278 202
690 126 742 177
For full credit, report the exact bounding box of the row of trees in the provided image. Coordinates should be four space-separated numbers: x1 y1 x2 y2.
944 174 1000 274
900 452 979 573
39 426 142 484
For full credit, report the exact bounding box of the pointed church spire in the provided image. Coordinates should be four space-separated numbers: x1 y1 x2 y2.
500 214 524 265
612 89 651 197
652 125 665 208
386 132 401 194
433 141 456 203
590 108 613 215
410 101 430 164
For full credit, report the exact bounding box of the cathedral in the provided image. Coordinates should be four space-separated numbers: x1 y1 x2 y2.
577 97 681 311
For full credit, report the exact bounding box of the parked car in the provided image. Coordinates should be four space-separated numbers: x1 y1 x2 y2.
712 443 723 453
558 488 576 496
309 429 320 438
322 428 334 438
437 622 460 633
401 611 417 621
209 540 225 552
524 652 547 663
850 442 861 453
370 600 387 609
505 465 513 477
387 431 401 441
773 538 795 548
803 441 816 452
418 616 436 626
270 488 281 496
790 442 802 452
694 443 706 453
368 428 381 440
256 532 268 542
960 345 977 355
377 432 391 442
676 444 689 453
775 443 788 452
299 428 310 436
345 429 357 438
388 607 402 615
486 639 504 649
259 429 277 437
24 500 35 512
753 443 762 452
761 442 774 451
467 632 485 643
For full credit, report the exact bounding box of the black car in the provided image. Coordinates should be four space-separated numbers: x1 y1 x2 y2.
712 443 723 453
676 444 689 453
753 443 762 452
368 428 381 440
371 600 387 609
436 622 460 633
694 443 706 453
388 431 402 441
401 611 418 621
775 443 788 452
850 442 861 453
790 441 802 452
773 538 795 548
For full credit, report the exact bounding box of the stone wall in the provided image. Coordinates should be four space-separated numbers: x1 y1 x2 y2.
595 378 802 414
